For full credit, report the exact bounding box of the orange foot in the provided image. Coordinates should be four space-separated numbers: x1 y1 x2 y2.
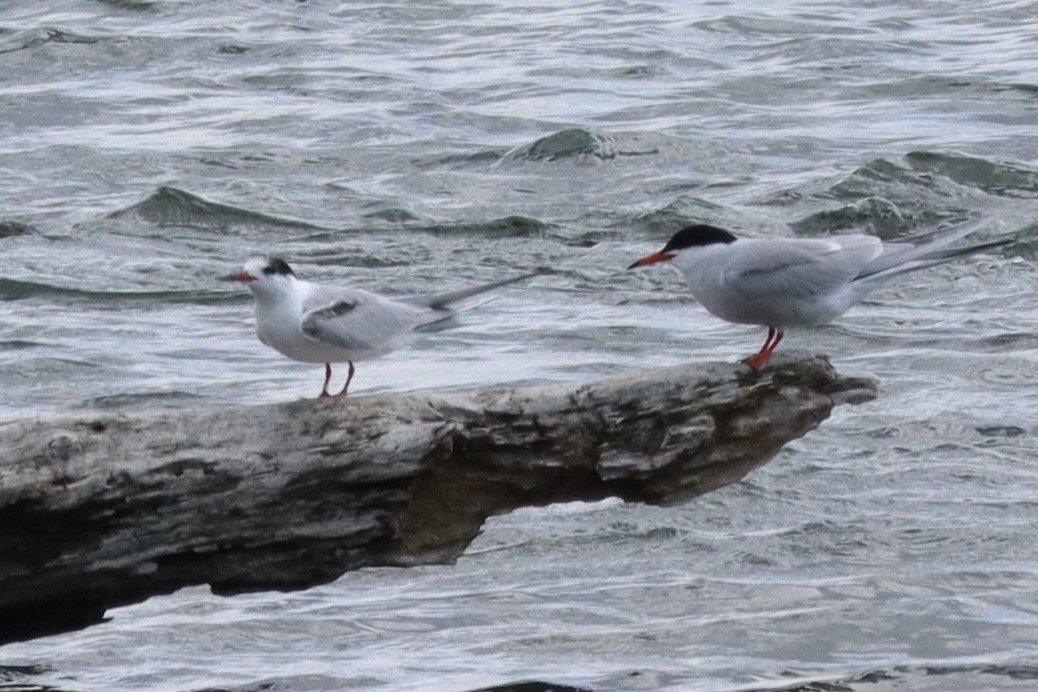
742 327 783 370
742 351 773 370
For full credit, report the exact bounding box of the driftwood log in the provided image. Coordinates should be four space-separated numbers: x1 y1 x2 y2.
0 354 875 644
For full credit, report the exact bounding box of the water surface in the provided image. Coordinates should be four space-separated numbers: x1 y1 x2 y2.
2 1 1037 690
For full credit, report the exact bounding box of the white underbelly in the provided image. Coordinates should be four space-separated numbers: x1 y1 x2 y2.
692 280 855 328
256 309 379 363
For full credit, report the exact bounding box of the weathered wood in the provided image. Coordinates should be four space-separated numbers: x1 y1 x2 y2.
0 354 875 644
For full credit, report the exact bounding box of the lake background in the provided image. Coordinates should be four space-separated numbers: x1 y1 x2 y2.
2 1 1038 690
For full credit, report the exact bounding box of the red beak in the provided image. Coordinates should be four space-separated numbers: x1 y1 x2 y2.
221 271 256 283
627 251 674 270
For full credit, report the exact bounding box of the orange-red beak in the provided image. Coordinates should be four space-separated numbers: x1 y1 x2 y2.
627 251 674 270
221 271 256 283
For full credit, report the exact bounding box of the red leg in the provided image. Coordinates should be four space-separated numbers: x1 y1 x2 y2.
318 363 333 398
335 361 356 399
743 328 783 370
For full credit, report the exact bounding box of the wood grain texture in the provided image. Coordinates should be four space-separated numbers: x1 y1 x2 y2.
0 353 875 643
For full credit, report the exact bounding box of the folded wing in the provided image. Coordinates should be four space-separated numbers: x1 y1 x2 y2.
726 236 883 302
299 286 428 354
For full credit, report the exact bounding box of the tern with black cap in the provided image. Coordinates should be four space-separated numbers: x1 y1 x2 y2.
225 258 538 398
628 220 1009 369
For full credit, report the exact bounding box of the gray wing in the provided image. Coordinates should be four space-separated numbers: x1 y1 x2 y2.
299 285 427 353
726 236 883 301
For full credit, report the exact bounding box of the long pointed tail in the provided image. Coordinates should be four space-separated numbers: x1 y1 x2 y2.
855 220 1010 283
408 270 542 310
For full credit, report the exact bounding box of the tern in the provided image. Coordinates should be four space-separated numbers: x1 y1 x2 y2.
225 257 537 397
628 220 1009 369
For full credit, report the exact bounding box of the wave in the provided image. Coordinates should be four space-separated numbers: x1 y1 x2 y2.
96 0 156 10
0 27 105 55
832 152 1038 200
0 339 45 351
107 186 326 230
0 220 34 239
499 128 666 163
748 663 1038 692
791 151 1038 236
0 278 238 305
612 195 756 240
418 215 548 238
903 151 1038 198
790 196 909 237
77 390 204 410
361 207 422 223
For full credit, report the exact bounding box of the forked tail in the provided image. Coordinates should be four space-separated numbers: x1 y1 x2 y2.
854 219 1011 283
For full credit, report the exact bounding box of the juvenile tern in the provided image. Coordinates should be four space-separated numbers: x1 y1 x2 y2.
225 258 537 397
628 220 1009 369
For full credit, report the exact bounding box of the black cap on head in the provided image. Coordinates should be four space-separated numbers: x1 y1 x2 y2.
264 257 295 277
662 224 738 252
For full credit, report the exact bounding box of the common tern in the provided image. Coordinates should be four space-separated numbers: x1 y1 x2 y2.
628 220 1009 369
225 258 537 397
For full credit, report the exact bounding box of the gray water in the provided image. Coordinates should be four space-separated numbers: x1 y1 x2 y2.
2 1 1038 690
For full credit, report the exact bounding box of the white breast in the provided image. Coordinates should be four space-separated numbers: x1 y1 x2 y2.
253 288 355 364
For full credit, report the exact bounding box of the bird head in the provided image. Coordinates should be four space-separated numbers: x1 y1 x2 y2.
628 224 738 269
223 257 296 294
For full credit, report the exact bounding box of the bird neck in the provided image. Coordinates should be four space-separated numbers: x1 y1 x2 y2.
251 278 300 305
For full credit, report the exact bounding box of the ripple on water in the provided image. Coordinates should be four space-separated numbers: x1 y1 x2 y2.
2 1 1038 690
